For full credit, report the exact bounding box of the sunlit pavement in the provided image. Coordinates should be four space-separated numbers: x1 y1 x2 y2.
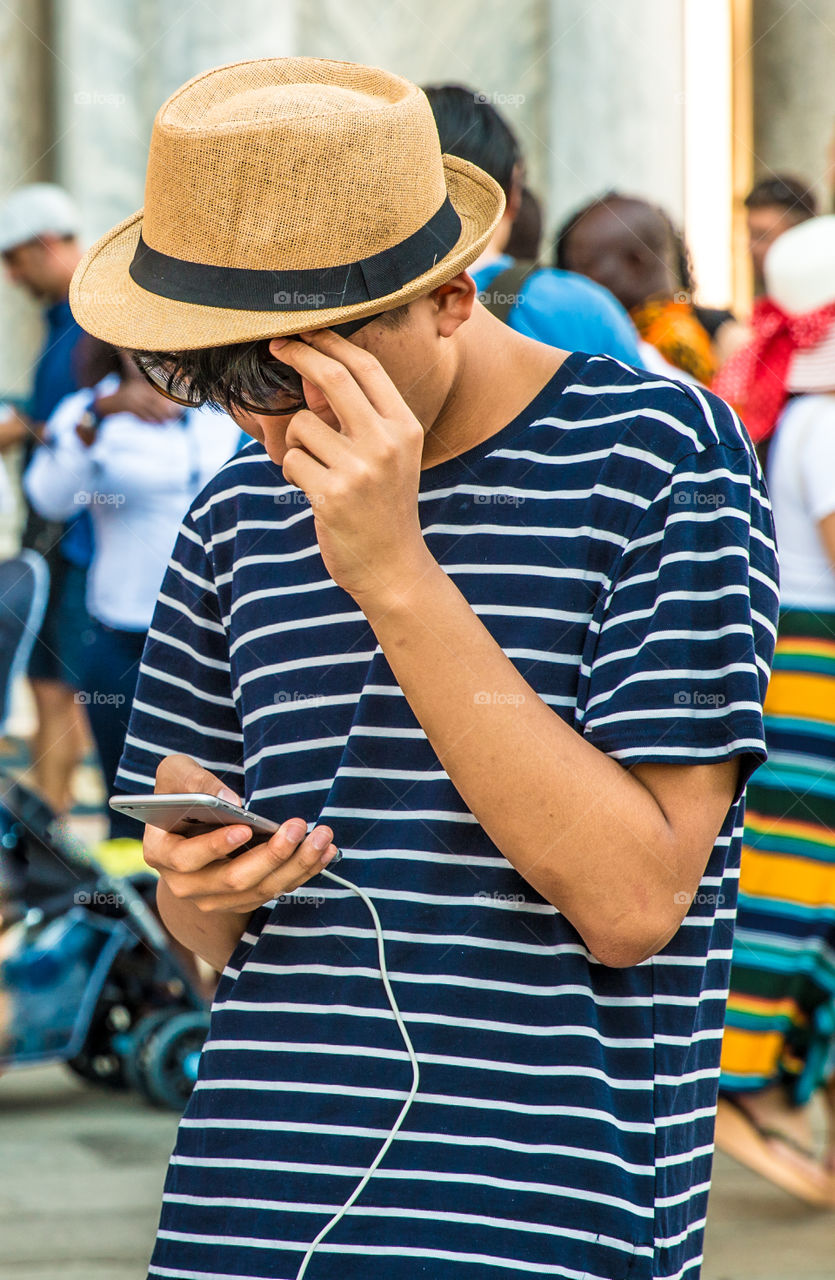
0 1064 832 1280
0 1065 176 1280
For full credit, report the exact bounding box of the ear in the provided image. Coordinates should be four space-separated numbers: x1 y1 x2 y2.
505 162 524 224
428 272 477 337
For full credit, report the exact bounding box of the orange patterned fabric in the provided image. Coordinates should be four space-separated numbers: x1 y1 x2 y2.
631 297 717 386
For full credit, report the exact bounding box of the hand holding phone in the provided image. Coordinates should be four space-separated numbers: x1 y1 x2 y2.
127 754 339 917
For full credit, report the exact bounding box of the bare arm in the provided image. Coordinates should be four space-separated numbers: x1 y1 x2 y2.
356 565 740 968
0 407 39 452
817 510 835 572
155 876 254 972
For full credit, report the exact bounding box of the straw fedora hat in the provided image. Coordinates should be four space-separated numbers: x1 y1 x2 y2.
70 57 505 351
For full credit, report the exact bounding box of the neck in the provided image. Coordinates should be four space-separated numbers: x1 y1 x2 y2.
420 304 569 469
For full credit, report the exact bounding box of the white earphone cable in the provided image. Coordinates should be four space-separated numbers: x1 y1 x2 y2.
293 867 420 1280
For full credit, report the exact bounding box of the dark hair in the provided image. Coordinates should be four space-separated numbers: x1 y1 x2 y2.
422 84 522 201
744 175 817 220
553 190 691 288
73 333 122 388
132 306 411 416
553 191 618 270
505 186 543 261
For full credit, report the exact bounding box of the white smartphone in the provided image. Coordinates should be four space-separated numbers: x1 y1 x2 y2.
109 792 281 855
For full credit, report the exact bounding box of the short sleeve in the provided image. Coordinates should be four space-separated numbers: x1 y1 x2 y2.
576 432 780 805
115 510 244 793
797 398 835 521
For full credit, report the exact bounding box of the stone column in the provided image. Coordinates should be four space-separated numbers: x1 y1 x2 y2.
0 0 52 399
545 0 687 234
752 0 835 213
50 0 299 244
297 0 550 199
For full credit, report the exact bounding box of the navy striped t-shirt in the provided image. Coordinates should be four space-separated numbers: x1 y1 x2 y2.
118 352 780 1280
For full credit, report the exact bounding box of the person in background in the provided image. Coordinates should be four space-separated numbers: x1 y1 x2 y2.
745 174 817 295
24 340 240 840
0 184 92 814
713 215 835 1208
424 84 644 364
504 184 542 260
555 191 717 384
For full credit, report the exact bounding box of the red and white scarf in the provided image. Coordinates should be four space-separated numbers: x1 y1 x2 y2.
713 296 835 443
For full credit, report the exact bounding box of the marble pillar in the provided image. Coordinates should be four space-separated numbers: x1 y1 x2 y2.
752 0 835 212
0 0 52 400
296 0 550 199
545 0 687 234
50 0 299 243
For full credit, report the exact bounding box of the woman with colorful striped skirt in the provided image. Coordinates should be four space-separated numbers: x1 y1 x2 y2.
713 216 835 1205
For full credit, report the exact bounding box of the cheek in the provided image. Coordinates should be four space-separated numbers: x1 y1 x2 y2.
229 410 266 442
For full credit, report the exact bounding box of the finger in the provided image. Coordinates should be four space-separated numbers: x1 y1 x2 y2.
144 818 255 875
269 337 379 439
284 408 354 465
300 329 406 419
204 844 340 913
163 822 334 901
281 439 330 498
155 753 241 805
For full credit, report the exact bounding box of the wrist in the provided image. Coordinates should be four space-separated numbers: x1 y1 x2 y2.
351 547 445 624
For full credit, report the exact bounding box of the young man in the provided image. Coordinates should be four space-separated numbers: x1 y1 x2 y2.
71 58 779 1280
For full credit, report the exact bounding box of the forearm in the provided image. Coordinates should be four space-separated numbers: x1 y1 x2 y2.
357 562 683 963
156 877 254 972
0 409 35 451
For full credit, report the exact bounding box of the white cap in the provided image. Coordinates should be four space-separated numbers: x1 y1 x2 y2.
0 183 81 254
764 214 835 316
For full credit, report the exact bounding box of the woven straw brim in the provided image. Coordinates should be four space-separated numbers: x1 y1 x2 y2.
70 155 503 351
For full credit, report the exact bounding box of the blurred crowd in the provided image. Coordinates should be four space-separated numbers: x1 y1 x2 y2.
0 82 834 1204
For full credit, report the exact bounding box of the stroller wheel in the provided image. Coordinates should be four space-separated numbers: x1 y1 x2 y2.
66 1050 128 1089
123 1008 183 1095
134 1010 211 1110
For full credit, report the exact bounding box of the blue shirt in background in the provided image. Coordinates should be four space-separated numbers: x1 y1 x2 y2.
27 297 92 568
471 254 643 366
